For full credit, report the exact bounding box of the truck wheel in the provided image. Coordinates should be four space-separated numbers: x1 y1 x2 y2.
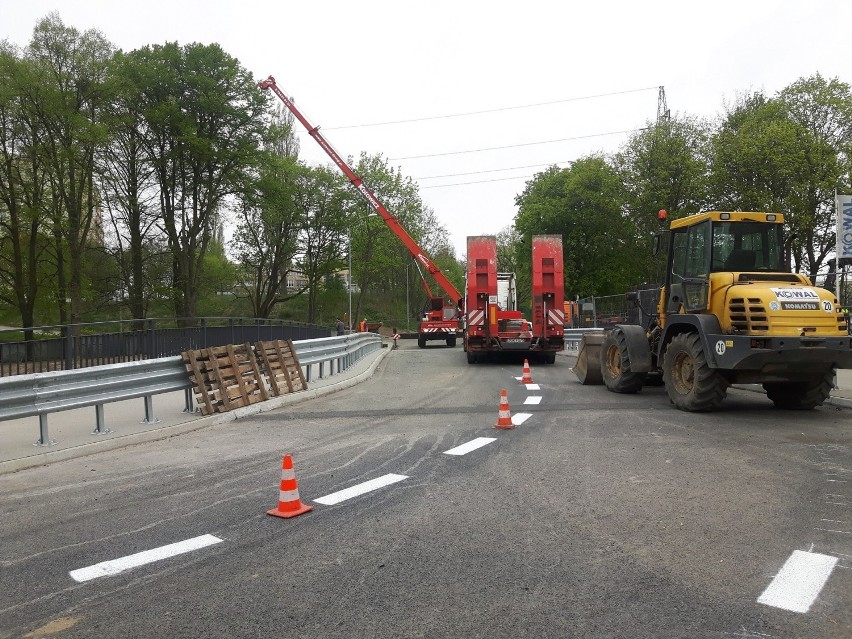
417 335 426 348
543 351 556 365
662 332 728 411
763 369 834 409
466 350 477 364
600 328 644 393
447 337 456 348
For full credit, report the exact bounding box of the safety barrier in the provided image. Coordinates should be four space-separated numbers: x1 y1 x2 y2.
563 328 605 351
0 332 382 446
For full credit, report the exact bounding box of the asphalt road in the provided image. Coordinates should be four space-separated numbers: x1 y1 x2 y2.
1 340 850 638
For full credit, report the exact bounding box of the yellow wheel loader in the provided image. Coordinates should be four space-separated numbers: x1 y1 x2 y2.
576 211 852 411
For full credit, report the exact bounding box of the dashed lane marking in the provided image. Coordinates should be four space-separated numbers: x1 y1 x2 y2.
314 474 408 506
69 534 223 583
757 550 838 613
443 437 497 456
512 413 533 425
524 396 542 405
524 383 540 391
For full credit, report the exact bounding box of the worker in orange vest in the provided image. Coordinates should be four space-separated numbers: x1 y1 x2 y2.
359 317 368 332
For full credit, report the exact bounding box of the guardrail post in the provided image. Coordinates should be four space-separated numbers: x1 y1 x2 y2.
141 395 160 424
35 414 56 446
92 404 112 435
183 388 196 413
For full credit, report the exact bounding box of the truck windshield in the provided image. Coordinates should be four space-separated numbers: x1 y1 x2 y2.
711 221 785 272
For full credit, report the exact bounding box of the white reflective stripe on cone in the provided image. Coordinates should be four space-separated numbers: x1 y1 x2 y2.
278 489 301 503
279 468 295 481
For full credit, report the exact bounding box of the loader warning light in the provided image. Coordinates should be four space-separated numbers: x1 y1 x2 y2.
657 209 667 222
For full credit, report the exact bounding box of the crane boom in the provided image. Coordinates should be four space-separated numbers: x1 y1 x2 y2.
258 76 463 306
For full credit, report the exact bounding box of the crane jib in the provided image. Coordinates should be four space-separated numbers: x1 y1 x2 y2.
259 74 463 304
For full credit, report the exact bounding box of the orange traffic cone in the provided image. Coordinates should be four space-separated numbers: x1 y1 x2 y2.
267 454 313 518
494 389 515 429
521 359 534 384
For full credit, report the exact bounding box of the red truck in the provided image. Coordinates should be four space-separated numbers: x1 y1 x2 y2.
464 235 565 363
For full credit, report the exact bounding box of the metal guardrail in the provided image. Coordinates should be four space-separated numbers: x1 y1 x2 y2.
296 333 383 382
0 333 382 446
563 328 605 351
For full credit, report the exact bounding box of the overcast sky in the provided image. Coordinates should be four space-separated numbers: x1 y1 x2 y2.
2 1 850 258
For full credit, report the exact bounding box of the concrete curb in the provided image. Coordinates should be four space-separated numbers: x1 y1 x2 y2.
0 348 389 475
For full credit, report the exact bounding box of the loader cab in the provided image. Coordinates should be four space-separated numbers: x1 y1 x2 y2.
663 211 786 315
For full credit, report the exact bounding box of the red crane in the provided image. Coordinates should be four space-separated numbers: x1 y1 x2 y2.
259 76 462 348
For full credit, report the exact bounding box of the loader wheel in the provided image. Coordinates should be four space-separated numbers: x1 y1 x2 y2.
662 332 728 412
417 335 426 348
600 329 644 394
763 369 834 410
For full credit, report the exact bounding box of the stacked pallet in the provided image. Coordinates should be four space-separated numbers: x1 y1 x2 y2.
181 340 306 416
254 339 307 396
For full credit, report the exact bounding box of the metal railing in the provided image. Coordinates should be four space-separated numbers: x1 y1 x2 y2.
563 328 605 351
0 317 331 378
0 333 382 446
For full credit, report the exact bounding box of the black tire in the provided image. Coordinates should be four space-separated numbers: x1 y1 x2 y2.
447 337 456 348
763 369 834 410
417 335 426 348
662 332 728 412
600 329 644 393
543 351 556 365
466 350 477 364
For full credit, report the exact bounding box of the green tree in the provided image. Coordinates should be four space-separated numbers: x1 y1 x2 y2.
0 45 50 336
346 153 433 323
514 158 640 298
232 107 306 318
25 14 115 325
614 115 711 282
295 165 347 323
98 50 162 323
709 79 851 275
125 41 266 321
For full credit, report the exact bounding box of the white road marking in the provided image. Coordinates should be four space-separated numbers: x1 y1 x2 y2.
524 383 540 391
444 437 497 456
524 396 542 405
512 413 533 425
757 550 838 613
69 534 223 583
314 474 408 505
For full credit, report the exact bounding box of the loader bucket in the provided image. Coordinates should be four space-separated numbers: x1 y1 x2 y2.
573 333 605 385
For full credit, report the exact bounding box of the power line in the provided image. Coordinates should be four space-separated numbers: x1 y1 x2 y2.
420 173 545 189
323 86 659 130
390 128 643 160
415 160 575 180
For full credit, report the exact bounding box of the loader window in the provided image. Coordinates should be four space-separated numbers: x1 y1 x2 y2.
711 221 785 272
667 220 710 313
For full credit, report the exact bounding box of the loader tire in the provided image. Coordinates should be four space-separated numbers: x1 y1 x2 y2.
417 335 426 348
662 332 728 412
600 328 644 394
763 369 834 410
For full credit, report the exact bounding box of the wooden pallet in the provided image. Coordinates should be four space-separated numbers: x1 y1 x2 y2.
182 343 268 415
254 339 307 396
